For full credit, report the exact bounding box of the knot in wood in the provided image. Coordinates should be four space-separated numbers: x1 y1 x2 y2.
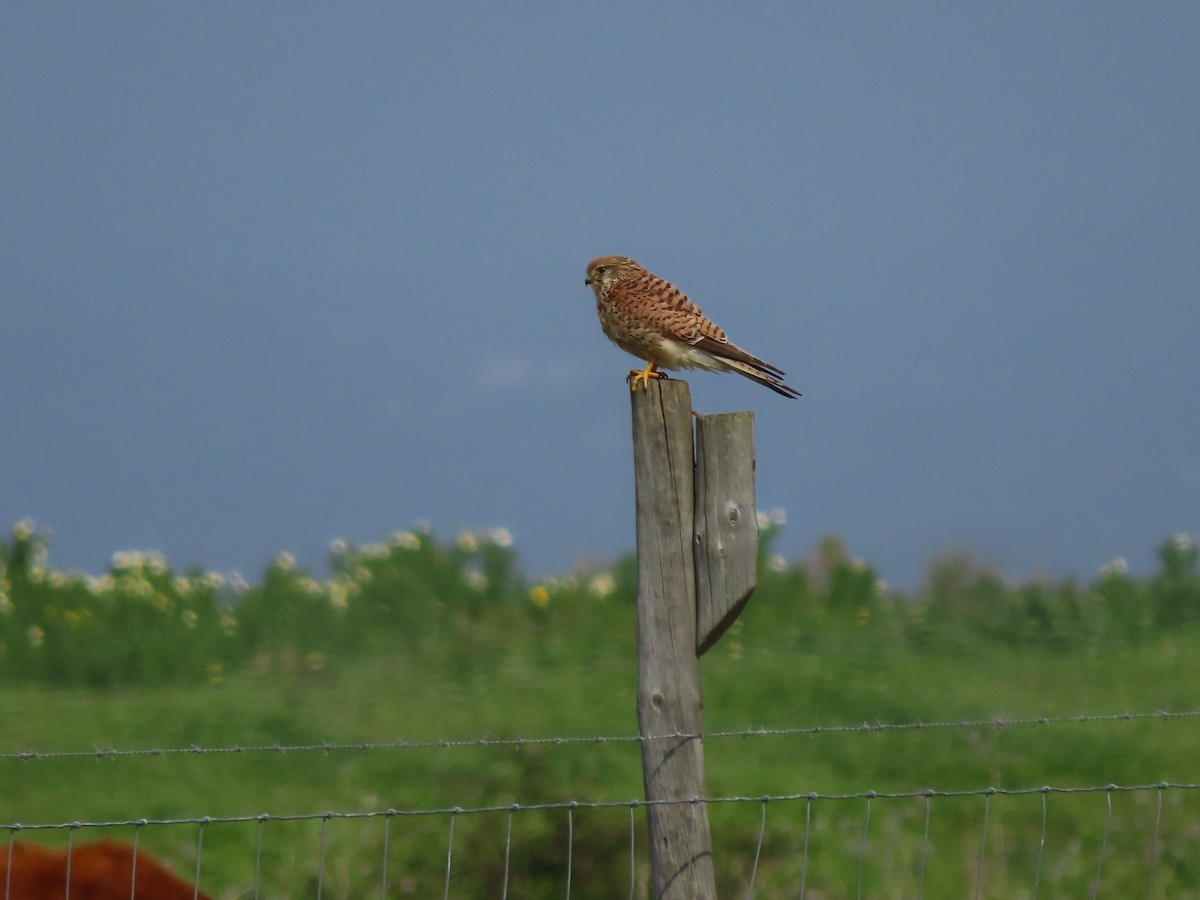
724 501 743 527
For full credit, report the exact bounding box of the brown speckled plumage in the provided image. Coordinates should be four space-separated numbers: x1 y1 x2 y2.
584 255 800 398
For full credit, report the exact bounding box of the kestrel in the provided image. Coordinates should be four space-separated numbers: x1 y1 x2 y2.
584 256 800 398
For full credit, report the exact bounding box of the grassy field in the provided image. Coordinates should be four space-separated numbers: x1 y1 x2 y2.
2 524 1199 897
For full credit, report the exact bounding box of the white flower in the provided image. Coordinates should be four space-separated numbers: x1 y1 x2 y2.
85 574 115 593
329 582 349 610
483 527 513 548
387 530 421 551
589 573 616 597
1099 557 1128 577
11 519 36 541
110 549 167 574
465 570 487 590
456 531 478 553
298 576 323 597
768 554 787 573
329 538 348 556
273 552 296 571
1170 533 1194 553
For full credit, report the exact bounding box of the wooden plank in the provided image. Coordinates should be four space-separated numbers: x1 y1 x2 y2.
694 411 758 655
630 378 716 900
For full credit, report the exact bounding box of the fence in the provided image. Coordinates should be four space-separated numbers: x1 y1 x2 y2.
5 708 1200 898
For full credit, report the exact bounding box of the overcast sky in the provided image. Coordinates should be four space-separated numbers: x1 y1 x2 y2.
3 4 1197 590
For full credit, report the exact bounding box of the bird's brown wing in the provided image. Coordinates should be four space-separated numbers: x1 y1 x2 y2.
617 266 799 398
687 335 788 380
617 269 728 340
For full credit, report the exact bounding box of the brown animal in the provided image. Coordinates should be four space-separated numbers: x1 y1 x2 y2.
0 839 212 899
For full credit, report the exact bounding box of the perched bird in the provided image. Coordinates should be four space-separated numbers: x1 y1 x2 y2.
584 256 800 398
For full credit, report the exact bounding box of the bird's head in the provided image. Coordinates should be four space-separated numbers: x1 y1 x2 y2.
584 256 637 291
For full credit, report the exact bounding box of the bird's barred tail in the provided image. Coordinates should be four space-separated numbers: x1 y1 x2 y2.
721 358 801 399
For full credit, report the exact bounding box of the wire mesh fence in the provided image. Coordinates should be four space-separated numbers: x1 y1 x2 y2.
4 782 1200 898
5 708 1200 898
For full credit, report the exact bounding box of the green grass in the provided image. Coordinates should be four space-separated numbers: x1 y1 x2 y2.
4 630 1200 897
2 525 1199 896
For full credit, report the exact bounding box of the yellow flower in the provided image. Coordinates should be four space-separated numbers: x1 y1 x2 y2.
529 586 551 608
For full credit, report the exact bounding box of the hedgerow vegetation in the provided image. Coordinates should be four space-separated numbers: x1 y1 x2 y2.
2 519 1197 689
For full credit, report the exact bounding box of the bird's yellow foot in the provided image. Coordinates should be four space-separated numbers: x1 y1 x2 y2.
626 363 667 392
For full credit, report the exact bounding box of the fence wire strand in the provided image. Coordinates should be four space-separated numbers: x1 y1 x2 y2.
64 828 74 900
8 780 1196 834
856 796 871 900
501 807 513 900
917 792 931 900
193 820 205 900
1091 789 1113 900
1033 789 1047 900
799 796 812 900
129 825 140 900
315 815 327 900
379 813 391 900
565 804 575 900
253 816 264 900
442 809 459 900
627 804 637 900
974 791 991 900
744 799 767 900
1146 786 1164 899
5 707 1197 764
4 832 12 900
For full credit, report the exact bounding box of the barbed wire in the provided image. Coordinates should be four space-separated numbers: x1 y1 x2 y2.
5 780 1199 833
3 706 1198 764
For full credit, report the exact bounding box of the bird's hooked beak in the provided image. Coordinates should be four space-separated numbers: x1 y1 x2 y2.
584 275 593 285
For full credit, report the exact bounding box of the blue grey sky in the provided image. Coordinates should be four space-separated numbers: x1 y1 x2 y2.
3 4 1197 589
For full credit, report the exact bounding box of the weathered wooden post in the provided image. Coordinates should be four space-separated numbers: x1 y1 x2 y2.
630 378 758 899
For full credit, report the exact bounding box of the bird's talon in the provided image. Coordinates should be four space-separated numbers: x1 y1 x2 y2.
626 364 666 393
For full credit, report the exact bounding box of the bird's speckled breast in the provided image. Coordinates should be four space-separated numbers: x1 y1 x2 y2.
596 290 664 363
